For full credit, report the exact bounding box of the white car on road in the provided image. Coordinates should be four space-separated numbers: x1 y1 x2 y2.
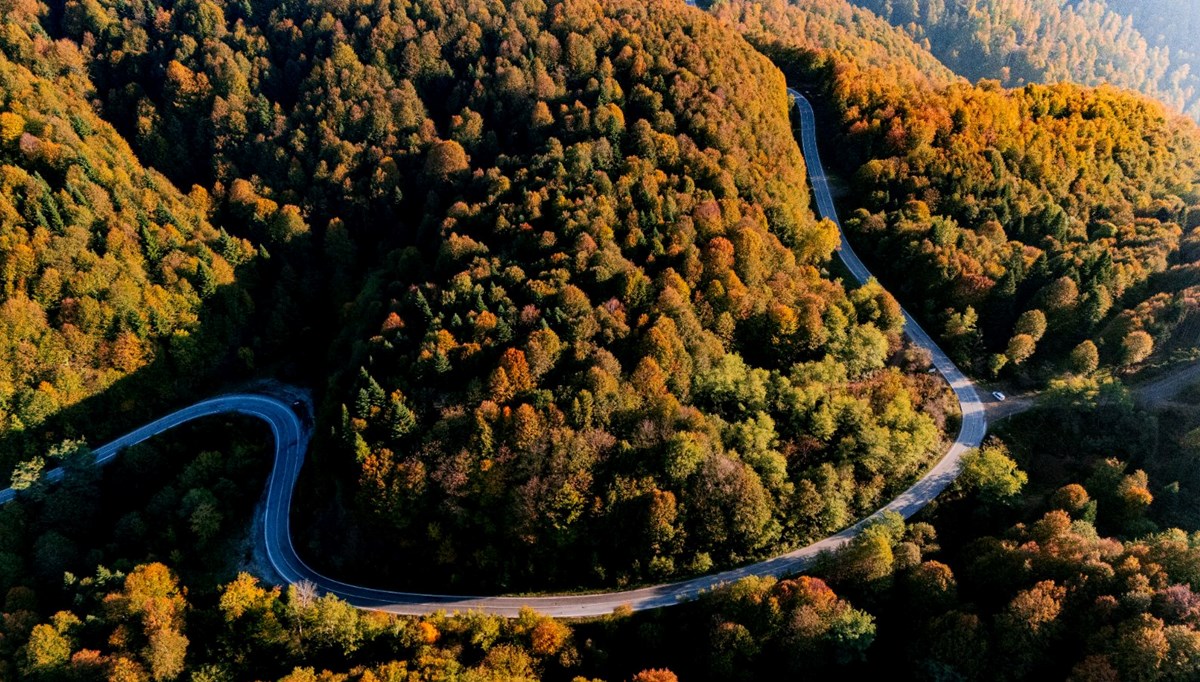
992 391 1006 401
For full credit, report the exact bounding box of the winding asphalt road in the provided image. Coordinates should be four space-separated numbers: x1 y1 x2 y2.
0 90 988 617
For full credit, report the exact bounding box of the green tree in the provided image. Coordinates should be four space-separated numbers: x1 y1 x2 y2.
1015 309 1047 341
1070 340 1099 375
21 623 71 676
958 444 1027 505
1006 333 1037 365
10 457 44 491
987 353 1009 378
830 512 905 585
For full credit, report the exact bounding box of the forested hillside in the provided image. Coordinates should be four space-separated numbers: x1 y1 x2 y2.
0 1 251 472
0 0 1197 678
11 395 1200 681
712 0 958 85
1105 0 1200 76
848 0 1200 122
716 0 1200 377
0 0 958 591
296 0 948 590
1102 0 1200 122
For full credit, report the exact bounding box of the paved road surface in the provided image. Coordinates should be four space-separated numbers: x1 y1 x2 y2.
1133 361 1200 406
980 362 1200 423
0 90 989 617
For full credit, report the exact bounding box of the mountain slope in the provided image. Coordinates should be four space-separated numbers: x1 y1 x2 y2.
849 0 1200 121
714 0 1200 377
0 4 247 470
42 0 957 590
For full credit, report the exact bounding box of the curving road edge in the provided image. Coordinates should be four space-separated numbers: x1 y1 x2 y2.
0 90 988 618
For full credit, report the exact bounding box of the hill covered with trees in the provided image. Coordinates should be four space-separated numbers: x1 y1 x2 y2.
0 0 254 474
1105 0 1200 91
0 0 962 592
716 0 1200 379
848 0 1200 122
279 0 951 590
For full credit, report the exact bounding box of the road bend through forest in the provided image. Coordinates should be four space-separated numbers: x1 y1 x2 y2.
2 88 1109 618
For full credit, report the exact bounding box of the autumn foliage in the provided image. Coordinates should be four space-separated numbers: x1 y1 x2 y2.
716 0 1200 375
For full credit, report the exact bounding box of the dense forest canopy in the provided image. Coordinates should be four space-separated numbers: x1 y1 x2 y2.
280 0 949 590
0 0 964 592
0 1 252 472
10 395 1200 681
848 0 1200 122
714 0 959 85
0 0 966 676
715 0 1200 377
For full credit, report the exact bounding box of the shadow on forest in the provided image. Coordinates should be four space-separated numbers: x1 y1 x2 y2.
0 232 335 488
0 228 377 597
